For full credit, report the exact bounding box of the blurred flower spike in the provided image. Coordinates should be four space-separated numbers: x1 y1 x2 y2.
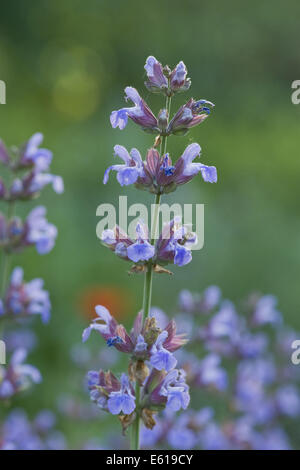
0 132 63 405
0 267 51 323
0 133 64 201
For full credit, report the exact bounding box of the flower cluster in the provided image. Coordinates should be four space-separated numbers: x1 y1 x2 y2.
83 305 189 430
107 56 216 197
144 56 191 95
0 205 57 255
110 57 214 137
140 288 300 450
0 133 63 201
0 348 41 400
101 217 198 270
0 267 51 323
104 143 216 194
0 409 66 450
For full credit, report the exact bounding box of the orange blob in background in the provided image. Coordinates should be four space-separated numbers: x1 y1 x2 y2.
78 285 133 322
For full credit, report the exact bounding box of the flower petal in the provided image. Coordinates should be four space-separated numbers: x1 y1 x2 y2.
174 245 192 267
124 87 142 106
116 167 140 186
107 394 123 415
114 145 131 164
103 164 125 184
181 143 201 165
127 241 155 263
95 305 112 323
199 165 217 183
110 109 129 130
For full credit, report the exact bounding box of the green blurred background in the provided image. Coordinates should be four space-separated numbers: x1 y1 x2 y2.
1 0 300 447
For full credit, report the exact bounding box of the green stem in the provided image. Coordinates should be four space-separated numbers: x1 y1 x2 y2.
131 194 160 450
142 261 154 320
0 251 11 300
130 95 171 450
131 378 141 450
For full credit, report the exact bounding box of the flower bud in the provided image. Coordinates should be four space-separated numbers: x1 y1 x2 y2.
157 109 168 133
163 65 171 78
143 317 161 345
141 408 157 429
119 411 136 435
129 359 150 385
154 135 161 148
167 98 214 136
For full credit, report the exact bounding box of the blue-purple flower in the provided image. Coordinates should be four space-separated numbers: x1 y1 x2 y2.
167 98 215 135
110 87 158 132
0 133 64 201
150 369 190 412
0 409 66 450
178 286 221 314
127 223 155 263
82 304 133 353
167 411 209 449
156 216 198 267
0 267 51 323
103 145 145 186
141 286 300 449
87 369 136 417
275 385 300 417
0 206 58 255
150 331 177 371
136 142 218 194
0 348 42 400
19 171 64 198
144 56 191 95
144 56 168 93
196 354 227 391
174 143 217 183
87 369 121 411
101 218 198 269
107 374 136 415
169 61 191 93
101 222 154 265
4 329 37 354
24 206 58 254
19 133 53 171
83 305 187 360
104 143 217 194
252 295 282 327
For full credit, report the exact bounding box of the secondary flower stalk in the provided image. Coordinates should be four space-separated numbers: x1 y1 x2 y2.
0 133 63 401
